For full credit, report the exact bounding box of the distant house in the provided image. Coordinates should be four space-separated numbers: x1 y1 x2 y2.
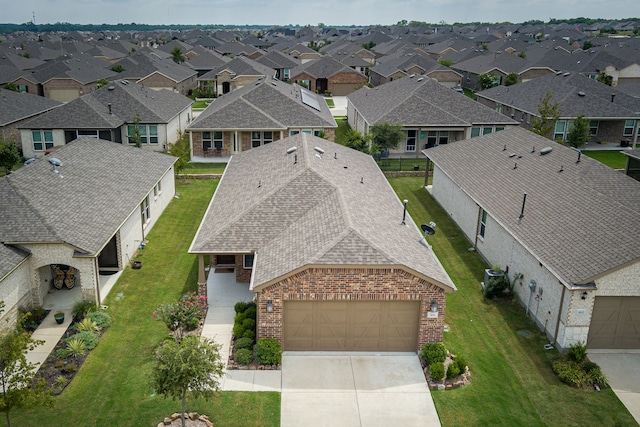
0 139 176 330
189 134 455 352
186 78 336 159
284 43 322 63
0 88 61 153
290 56 368 96
424 127 640 350
369 52 462 87
476 72 640 147
256 50 301 82
347 75 517 158
198 56 276 96
18 80 192 159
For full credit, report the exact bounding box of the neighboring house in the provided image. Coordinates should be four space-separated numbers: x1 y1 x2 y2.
290 56 368 96
423 126 640 350
285 43 322 63
189 134 455 352
214 41 264 60
184 47 230 77
0 88 62 153
186 77 336 159
198 56 276 96
476 72 640 147
256 50 301 82
0 138 176 330
347 75 517 158
321 40 376 64
624 149 640 181
369 52 462 87
19 80 192 159
111 51 198 96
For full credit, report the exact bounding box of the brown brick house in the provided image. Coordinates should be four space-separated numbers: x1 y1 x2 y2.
290 56 368 96
187 78 337 159
189 134 455 352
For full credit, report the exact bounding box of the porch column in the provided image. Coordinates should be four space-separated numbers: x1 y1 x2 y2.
197 254 207 296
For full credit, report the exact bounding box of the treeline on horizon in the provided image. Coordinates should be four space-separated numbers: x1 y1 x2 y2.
0 17 638 35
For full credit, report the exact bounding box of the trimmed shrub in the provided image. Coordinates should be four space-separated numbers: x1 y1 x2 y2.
234 301 255 314
88 311 111 328
235 348 254 365
242 318 255 332
254 338 282 365
68 331 100 350
235 337 254 350
430 362 445 381
242 329 255 340
232 323 246 338
422 342 447 365
583 362 608 387
243 306 257 321
56 348 71 359
568 341 588 364
553 360 588 388
446 362 461 379
483 275 510 299
454 354 468 373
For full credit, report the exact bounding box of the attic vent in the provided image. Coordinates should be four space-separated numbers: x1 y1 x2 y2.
508 153 516 158
563 72 570 77
107 85 115 91
409 74 415 78
286 146 297 154
540 146 553 155
417 77 424 82
314 147 325 154
577 91 586 97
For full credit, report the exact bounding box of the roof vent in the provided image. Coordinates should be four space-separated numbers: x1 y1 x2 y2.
540 146 553 155
531 146 535 153
409 74 415 78
577 91 586 97
286 146 297 154
107 85 115 91
563 72 570 76
314 147 325 154
509 153 516 158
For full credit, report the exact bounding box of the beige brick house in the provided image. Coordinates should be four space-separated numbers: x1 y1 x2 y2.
424 127 640 350
189 134 455 352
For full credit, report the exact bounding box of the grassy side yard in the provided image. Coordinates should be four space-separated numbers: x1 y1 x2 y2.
583 149 628 169
334 116 349 146
388 177 637 427
183 162 227 174
12 179 279 427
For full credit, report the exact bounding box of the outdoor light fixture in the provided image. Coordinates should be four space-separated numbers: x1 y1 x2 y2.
430 300 438 313
266 300 273 313
581 291 588 300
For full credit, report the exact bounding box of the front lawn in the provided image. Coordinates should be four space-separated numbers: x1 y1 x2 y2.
13 179 280 427
388 177 636 427
583 149 628 169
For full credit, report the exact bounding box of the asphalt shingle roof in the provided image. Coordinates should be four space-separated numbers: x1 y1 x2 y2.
190 133 455 291
424 126 640 286
1 138 176 255
0 88 62 127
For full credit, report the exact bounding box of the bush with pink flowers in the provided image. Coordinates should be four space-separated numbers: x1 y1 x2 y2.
153 292 208 340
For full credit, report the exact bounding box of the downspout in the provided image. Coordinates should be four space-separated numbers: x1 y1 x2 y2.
552 285 567 345
94 256 101 304
526 280 536 317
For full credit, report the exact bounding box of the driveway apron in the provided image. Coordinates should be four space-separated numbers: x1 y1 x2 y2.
281 352 441 427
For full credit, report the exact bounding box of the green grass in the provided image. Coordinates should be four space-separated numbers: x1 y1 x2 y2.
11 179 280 427
583 150 627 169
334 116 349 146
377 158 428 172
192 100 213 109
325 98 335 108
388 177 637 427
183 162 227 174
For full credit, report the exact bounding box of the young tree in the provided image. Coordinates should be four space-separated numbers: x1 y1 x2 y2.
170 47 185 64
531 92 562 139
151 336 224 427
130 114 142 148
343 128 370 154
504 72 518 86
0 302 53 427
566 115 590 148
596 71 613 86
2 83 19 92
169 131 190 181
369 122 404 154
0 139 21 175
478 72 498 90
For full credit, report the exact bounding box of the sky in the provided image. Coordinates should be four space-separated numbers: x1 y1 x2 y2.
0 0 637 27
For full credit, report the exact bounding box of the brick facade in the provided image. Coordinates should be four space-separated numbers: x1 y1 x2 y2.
255 267 446 352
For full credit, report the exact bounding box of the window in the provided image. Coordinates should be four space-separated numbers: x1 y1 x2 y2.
141 196 150 226
427 131 437 147
213 131 223 149
243 254 254 269
149 125 158 144
495 104 502 113
589 120 599 136
406 130 417 152
623 120 635 137
283 69 290 80
251 131 261 148
470 127 481 138
520 112 525 121
438 131 449 145
264 131 273 144
313 130 322 137
202 131 212 150
32 130 54 151
18 85 27 93
289 130 300 136
479 209 487 238
302 130 312 134
153 181 162 199
78 130 100 138
482 127 493 135
554 120 566 141
127 124 159 144
495 126 505 132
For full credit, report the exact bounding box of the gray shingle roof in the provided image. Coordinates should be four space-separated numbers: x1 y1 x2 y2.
112 51 197 83
190 133 454 291
0 88 62 127
256 50 301 70
187 78 336 130
424 126 640 286
290 56 358 79
348 76 517 126
1 138 176 254
0 243 29 281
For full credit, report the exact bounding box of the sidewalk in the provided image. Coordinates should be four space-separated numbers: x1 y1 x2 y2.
25 309 73 371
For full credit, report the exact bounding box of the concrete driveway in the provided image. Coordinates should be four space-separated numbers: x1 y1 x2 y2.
588 350 640 424
281 352 441 427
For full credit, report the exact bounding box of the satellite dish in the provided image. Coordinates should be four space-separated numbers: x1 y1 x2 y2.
49 158 63 167
23 158 37 166
421 224 436 235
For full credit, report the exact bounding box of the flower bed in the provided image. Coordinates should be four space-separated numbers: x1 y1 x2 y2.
227 301 281 370
419 342 471 391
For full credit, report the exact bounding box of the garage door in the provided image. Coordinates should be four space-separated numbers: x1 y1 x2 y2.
588 297 640 349
283 300 420 351
331 83 359 96
49 88 80 102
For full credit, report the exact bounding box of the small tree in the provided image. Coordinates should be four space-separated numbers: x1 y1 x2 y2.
111 64 125 73
596 71 613 86
582 40 593 50
478 72 499 90
0 302 53 427
437 59 453 67
2 83 19 92
170 47 185 64
504 72 518 86
343 128 370 154
369 122 404 154
95 79 109 89
130 114 142 148
0 139 21 175
566 115 590 148
169 131 191 181
151 336 224 427
531 92 562 138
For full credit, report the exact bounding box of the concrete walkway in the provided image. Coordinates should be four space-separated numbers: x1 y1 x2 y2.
588 350 640 424
328 96 347 117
